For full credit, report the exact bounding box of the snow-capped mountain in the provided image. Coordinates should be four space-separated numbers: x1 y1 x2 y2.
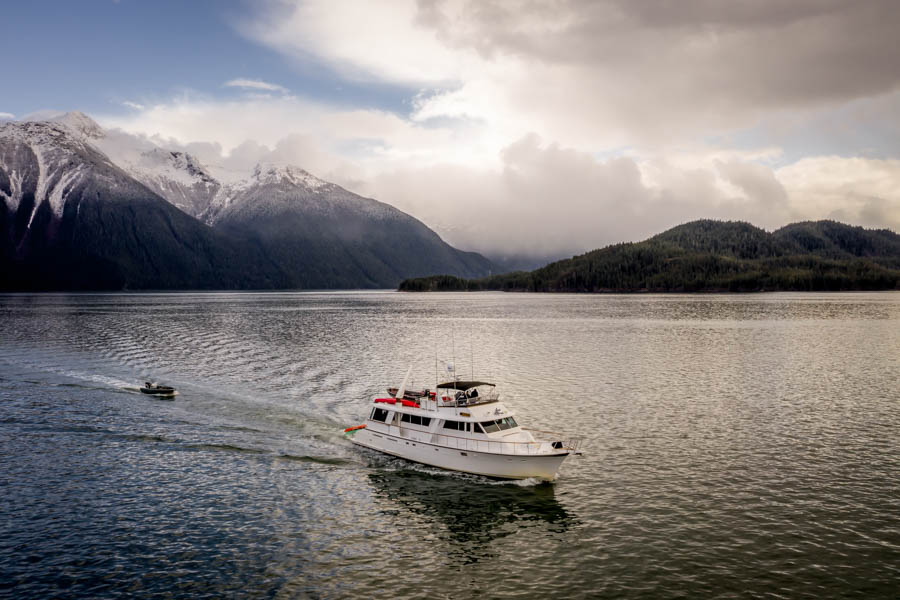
0 111 494 290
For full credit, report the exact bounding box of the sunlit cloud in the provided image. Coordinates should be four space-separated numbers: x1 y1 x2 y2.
240 0 471 85
241 0 900 151
224 78 289 94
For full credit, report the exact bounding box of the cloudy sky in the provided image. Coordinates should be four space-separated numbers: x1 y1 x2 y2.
4 0 899 259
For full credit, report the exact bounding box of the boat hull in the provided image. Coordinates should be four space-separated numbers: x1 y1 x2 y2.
139 388 177 398
350 429 568 480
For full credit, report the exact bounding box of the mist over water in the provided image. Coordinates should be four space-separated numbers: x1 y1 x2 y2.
2 292 899 598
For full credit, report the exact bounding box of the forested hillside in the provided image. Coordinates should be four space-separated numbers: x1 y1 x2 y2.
399 220 900 292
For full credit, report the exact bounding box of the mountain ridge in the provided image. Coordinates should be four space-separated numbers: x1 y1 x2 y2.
0 112 495 290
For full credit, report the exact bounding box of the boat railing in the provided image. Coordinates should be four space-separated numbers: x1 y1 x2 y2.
523 428 583 452
426 431 577 455
434 387 500 406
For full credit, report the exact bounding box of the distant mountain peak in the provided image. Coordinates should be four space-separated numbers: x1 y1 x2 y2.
44 111 105 141
251 163 329 190
138 148 216 184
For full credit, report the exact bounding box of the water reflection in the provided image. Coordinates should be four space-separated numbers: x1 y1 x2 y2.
368 470 574 563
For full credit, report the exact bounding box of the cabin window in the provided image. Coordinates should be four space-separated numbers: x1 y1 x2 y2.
399 414 431 426
371 408 389 423
480 417 518 432
481 420 500 433
495 417 518 430
442 420 461 431
474 423 486 434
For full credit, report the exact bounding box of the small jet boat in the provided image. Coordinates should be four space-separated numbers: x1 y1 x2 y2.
139 382 178 398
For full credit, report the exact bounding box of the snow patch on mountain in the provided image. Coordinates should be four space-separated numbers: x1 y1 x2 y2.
47 166 87 218
0 169 24 212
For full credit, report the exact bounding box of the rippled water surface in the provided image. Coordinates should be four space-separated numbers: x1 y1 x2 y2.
2 292 899 598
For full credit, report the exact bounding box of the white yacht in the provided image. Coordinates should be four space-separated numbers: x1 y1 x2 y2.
345 370 581 480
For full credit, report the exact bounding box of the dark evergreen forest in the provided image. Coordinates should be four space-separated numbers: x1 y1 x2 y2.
399 220 900 292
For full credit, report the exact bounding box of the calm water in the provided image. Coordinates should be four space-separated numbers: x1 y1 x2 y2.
1 292 899 599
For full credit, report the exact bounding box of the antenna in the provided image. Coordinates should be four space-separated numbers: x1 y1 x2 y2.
471 325 474 380
451 327 457 382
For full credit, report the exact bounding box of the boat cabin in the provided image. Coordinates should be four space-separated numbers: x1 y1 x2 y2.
367 379 535 447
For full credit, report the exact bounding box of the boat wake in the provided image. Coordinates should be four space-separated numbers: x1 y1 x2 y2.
55 369 137 391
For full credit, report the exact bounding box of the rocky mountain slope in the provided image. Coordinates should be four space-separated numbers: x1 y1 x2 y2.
126 148 222 218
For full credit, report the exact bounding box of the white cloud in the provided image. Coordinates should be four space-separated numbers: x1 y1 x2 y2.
0 112 14 120
224 78 289 94
97 93 495 180
240 0 472 85
777 157 900 230
122 101 145 110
